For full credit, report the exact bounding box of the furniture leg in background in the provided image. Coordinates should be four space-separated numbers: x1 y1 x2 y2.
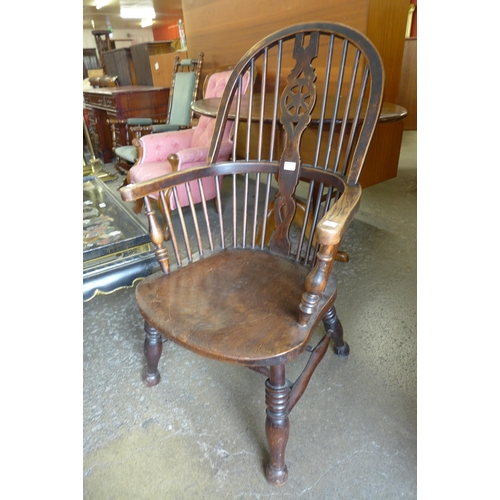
83 117 115 182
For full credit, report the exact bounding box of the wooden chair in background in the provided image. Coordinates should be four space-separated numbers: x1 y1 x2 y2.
120 22 384 485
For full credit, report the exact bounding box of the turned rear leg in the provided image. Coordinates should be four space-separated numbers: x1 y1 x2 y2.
323 306 350 357
143 321 163 386
265 364 290 486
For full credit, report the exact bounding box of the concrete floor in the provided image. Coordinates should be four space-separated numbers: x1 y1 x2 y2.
83 131 417 499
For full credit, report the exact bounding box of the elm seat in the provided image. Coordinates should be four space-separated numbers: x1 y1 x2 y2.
137 249 337 365
120 22 385 486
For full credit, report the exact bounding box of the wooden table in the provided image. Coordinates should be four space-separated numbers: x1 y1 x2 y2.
192 95 407 125
193 94 407 171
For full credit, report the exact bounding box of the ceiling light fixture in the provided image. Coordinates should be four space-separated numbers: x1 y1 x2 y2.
95 0 110 9
140 18 153 28
120 1 156 19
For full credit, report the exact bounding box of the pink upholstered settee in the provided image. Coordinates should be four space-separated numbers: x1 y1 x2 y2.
128 69 250 211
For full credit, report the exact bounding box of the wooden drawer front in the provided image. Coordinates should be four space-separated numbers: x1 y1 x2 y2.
104 96 115 109
90 94 105 107
84 93 116 110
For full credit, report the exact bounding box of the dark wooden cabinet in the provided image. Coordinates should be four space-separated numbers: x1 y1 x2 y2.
130 42 173 86
84 86 170 163
83 48 100 79
102 48 136 86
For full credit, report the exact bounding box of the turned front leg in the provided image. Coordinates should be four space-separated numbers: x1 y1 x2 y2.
265 364 290 486
144 321 163 386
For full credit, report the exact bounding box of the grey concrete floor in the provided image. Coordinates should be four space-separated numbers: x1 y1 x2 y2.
83 131 417 499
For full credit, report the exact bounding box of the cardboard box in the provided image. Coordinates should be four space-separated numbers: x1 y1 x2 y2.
149 51 188 87
87 69 104 78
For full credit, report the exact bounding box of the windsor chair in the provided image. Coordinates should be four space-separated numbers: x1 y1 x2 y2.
120 22 384 485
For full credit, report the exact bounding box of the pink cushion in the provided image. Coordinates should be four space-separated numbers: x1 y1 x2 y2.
139 128 194 163
129 161 172 184
191 71 234 149
204 70 233 99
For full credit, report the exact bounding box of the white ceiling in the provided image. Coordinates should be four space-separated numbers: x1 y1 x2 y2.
83 0 184 31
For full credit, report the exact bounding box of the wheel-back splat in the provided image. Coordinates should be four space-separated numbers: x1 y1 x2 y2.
269 33 319 255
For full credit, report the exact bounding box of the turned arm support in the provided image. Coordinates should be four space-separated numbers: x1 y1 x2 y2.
132 137 144 163
298 184 362 326
143 197 170 274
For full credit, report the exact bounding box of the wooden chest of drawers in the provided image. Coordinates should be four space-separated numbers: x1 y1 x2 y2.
84 86 169 163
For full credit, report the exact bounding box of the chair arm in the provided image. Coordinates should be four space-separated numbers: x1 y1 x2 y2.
129 123 187 136
135 128 195 164
315 184 363 246
298 184 362 326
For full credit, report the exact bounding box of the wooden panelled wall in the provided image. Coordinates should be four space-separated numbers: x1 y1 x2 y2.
181 0 409 187
398 38 417 130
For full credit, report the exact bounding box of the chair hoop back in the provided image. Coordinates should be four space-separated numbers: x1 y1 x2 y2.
209 22 384 186
122 22 385 266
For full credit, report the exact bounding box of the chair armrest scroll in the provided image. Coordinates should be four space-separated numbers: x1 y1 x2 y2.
298 183 362 326
315 184 362 246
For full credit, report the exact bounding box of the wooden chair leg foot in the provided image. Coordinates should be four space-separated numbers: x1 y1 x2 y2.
333 341 350 358
266 464 288 486
323 306 350 358
143 322 163 386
